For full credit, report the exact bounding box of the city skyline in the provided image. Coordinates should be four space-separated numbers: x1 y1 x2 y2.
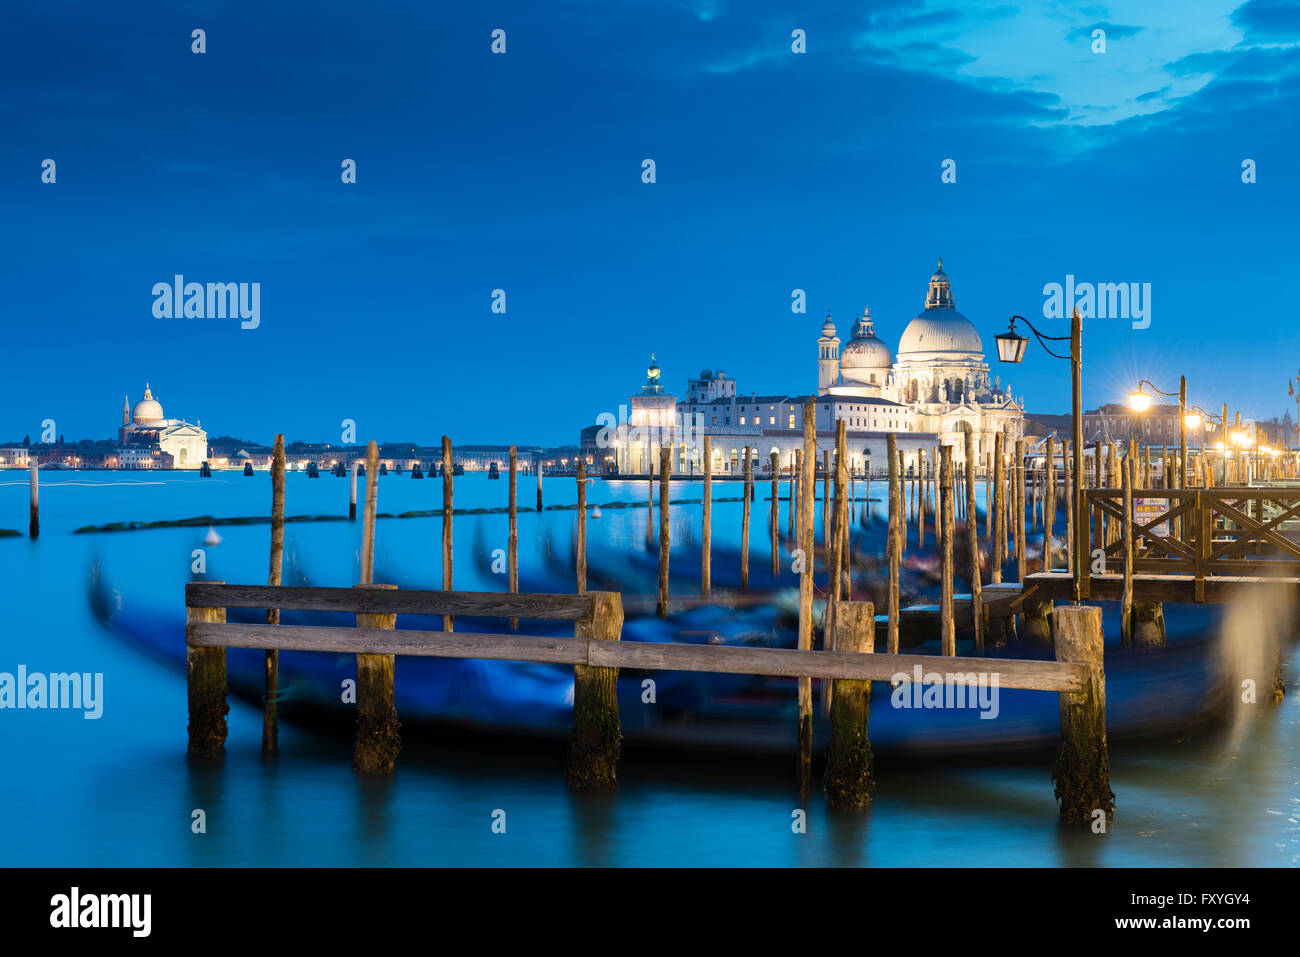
6 1 1298 446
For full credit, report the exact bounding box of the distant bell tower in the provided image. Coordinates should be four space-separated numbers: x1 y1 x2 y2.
817 312 841 394
122 394 131 426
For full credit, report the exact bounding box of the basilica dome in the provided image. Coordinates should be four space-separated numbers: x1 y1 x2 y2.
132 383 164 424
839 309 893 368
897 260 983 356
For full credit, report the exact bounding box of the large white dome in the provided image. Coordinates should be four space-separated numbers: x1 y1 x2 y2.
132 383 164 424
897 260 983 356
897 312 983 355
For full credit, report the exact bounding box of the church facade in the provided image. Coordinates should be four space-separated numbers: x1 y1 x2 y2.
117 383 208 469
608 262 1024 476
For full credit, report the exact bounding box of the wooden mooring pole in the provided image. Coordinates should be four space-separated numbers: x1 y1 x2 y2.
567 592 623 789
702 435 712 597
1052 604 1114 828
1015 438 1027 587
1044 435 1056 571
1121 454 1133 647
824 600 876 809
536 458 543 511
441 435 453 632
354 443 400 774
657 447 670 617
940 445 955 657
353 584 400 774
963 424 982 652
263 434 285 754
646 449 655 546
576 460 587 593
770 451 780 579
186 580 228 759
796 403 816 798
508 446 519 629
887 433 901 655
28 459 38 539
741 446 752 590
992 432 1004 584
349 458 358 520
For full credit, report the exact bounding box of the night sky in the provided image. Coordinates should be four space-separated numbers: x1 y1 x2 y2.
5 1 1298 446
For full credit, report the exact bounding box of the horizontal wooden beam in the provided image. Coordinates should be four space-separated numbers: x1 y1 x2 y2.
1027 571 1300 604
187 622 589 664
186 622 1084 692
185 583 599 621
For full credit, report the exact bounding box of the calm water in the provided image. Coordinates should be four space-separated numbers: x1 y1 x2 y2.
1 470 1296 866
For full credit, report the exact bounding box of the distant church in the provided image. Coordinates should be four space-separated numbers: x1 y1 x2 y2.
118 383 208 469
608 261 1024 476
814 260 1023 456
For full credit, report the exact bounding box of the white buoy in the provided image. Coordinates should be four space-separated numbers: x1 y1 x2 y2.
204 526 222 546
591 506 602 519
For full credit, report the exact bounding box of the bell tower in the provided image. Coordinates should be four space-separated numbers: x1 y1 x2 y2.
817 312 841 394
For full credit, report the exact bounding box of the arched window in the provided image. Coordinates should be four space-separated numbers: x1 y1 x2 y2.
908 379 919 403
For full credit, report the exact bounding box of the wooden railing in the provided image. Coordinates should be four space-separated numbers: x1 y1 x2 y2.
1078 487 1300 600
184 583 1108 821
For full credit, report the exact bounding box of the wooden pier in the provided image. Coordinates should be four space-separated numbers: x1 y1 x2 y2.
173 431 1300 826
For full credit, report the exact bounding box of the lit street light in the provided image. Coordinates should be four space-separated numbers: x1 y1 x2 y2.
1127 377 1188 489
996 309 1082 601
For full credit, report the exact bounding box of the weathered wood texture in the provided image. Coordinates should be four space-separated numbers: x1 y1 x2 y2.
186 581 596 619
568 591 623 789
353 583 401 773
188 620 1086 690
1052 605 1114 828
186 581 228 760
825 600 875 809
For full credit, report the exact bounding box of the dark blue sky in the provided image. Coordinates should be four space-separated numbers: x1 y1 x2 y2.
5 1 1298 446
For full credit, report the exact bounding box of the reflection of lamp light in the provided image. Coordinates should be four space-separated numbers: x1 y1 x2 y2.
1128 389 1152 412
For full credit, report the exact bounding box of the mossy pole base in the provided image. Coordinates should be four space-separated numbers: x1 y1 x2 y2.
1052 605 1114 829
825 601 876 809
1131 600 1166 649
567 592 623 790
186 582 228 760
353 583 401 774
1021 598 1053 646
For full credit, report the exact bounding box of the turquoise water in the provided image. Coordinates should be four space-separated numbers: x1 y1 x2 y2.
1 470 1296 866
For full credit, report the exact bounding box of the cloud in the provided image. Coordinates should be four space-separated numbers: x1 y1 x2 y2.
1232 0 1300 42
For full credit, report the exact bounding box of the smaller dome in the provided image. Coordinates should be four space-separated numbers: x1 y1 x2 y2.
820 312 837 338
699 368 714 381
839 308 893 369
131 383 164 424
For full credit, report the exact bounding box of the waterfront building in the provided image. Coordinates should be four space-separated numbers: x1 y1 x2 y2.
0 444 30 469
117 383 208 469
609 262 1025 476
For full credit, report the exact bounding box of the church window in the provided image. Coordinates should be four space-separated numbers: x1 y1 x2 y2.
740 416 746 426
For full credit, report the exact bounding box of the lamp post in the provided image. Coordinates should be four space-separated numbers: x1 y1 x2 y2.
1127 377 1188 489
996 308 1082 600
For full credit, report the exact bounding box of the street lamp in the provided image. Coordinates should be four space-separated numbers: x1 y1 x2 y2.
1127 377 1188 489
996 309 1082 601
